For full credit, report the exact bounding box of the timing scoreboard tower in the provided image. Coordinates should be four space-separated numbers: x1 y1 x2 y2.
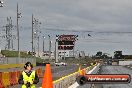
56 35 78 60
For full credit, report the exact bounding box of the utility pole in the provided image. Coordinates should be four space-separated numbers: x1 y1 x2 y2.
17 3 22 61
17 3 19 54
7 17 10 50
4 17 13 50
5 24 8 50
17 3 20 61
11 38 13 50
32 14 34 56
33 17 41 57
9 17 13 50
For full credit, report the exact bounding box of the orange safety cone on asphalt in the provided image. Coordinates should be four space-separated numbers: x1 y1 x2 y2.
42 64 53 88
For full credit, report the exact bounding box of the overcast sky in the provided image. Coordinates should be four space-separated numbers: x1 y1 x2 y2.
1 0 132 56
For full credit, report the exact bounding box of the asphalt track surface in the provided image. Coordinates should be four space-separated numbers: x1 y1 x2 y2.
77 65 132 88
9 64 79 88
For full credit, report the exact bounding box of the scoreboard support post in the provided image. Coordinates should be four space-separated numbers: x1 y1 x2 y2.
55 35 59 62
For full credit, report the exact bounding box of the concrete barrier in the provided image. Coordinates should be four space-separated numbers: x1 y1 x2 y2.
52 64 98 88
68 63 101 88
39 64 99 88
53 71 80 88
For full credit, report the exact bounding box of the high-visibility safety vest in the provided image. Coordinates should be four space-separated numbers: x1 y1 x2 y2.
22 70 36 88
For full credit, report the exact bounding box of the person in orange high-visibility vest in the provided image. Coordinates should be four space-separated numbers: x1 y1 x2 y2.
18 62 39 88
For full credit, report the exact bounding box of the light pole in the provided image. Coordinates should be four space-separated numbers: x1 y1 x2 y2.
42 36 45 62
33 31 37 55
37 36 39 57
42 36 45 53
17 3 22 62
50 40 52 60
31 14 34 56
48 35 51 62
32 19 38 55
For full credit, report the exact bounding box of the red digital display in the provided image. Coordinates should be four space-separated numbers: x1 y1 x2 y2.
58 35 76 50
58 35 76 41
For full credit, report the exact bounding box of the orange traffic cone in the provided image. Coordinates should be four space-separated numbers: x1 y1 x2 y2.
42 64 53 88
